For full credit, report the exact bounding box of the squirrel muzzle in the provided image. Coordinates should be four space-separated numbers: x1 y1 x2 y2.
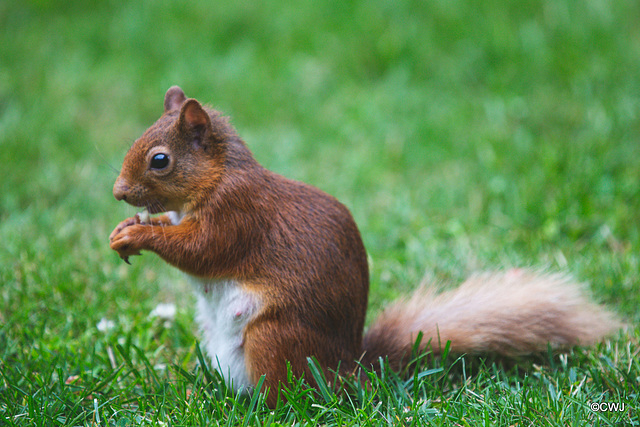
113 177 130 202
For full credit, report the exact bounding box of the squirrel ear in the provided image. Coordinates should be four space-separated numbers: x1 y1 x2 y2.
179 99 210 128
164 86 187 112
178 99 212 148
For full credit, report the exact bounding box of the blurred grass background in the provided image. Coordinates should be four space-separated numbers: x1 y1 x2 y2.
1 0 639 424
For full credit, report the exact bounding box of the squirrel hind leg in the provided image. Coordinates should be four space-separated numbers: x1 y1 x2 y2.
243 317 353 408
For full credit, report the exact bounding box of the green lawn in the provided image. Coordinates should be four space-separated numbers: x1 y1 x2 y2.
1 0 639 425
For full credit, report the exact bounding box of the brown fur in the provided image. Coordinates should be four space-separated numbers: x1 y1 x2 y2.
110 86 619 407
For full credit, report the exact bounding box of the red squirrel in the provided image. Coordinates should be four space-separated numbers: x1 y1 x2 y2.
110 86 618 406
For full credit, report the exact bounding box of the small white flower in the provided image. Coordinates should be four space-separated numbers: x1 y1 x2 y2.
149 303 176 321
96 317 115 332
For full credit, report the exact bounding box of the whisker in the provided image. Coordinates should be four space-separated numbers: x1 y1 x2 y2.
94 142 121 175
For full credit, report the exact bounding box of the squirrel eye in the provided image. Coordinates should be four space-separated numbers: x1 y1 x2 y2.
150 153 170 170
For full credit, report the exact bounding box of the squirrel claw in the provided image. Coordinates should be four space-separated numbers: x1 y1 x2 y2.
120 251 141 264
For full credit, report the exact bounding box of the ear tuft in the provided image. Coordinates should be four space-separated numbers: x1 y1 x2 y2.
164 86 187 112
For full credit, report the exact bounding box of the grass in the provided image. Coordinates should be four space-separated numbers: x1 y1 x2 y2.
1 0 639 424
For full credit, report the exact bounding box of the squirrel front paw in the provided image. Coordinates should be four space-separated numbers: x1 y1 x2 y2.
110 219 145 264
109 216 141 242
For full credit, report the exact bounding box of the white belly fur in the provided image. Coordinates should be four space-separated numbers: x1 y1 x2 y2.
167 212 259 390
190 277 260 391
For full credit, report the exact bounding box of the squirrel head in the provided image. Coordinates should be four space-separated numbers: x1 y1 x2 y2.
113 86 228 214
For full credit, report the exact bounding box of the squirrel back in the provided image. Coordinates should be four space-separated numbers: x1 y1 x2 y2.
110 86 619 407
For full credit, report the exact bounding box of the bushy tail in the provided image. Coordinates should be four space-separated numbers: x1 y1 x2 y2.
361 269 619 370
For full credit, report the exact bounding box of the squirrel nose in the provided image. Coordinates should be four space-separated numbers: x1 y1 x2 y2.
113 177 130 201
